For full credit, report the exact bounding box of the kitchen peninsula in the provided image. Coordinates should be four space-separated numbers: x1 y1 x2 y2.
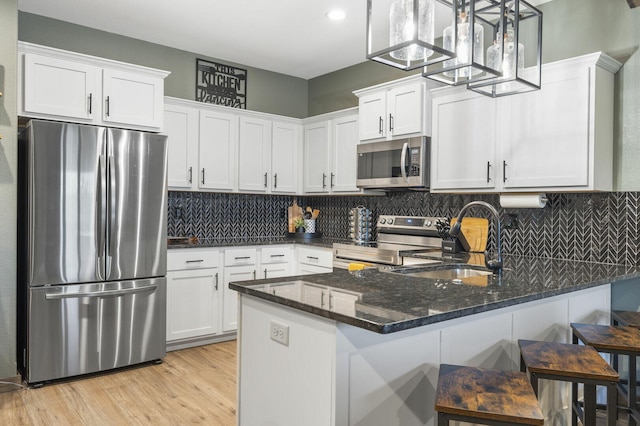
231 256 639 426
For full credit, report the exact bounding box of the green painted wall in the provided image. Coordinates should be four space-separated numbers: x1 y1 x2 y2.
308 0 640 190
18 12 309 119
0 0 18 379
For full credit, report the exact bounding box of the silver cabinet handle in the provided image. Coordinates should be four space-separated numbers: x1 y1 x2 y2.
235 256 251 260
274 173 278 189
503 161 507 183
307 256 319 260
321 292 325 308
215 272 219 290
331 173 335 188
389 113 394 132
322 173 327 189
264 268 268 279
201 168 205 185
253 270 256 280
188 166 193 184
329 294 334 310
271 254 285 258
45 284 157 300
105 95 110 117
185 259 204 263
88 93 93 114
487 161 492 183
264 172 268 188
378 116 383 135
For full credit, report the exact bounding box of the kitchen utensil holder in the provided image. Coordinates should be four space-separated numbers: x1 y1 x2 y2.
304 219 316 233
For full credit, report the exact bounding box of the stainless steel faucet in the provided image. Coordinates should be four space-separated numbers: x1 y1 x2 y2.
449 201 503 273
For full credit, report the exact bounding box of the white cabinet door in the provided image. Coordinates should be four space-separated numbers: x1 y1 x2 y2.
199 110 238 191
330 114 360 193
303 122 330 193
23 54 98 122
271 121 300 194
500 66 591 189
102 69 164 130
431 90 497 191
238 116 272 192
387 82 423 138
166 268 220 342
164 103 198 189
359 92 387 141
223 265 256 332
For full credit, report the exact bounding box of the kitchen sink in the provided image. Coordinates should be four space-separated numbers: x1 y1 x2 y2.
385 263 494 286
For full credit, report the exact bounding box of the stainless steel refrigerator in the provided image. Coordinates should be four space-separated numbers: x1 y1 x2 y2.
18 120 168 385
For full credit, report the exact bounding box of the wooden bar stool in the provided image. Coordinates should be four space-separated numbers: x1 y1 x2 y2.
518 339 619 426
572 322 640 426
434 364 544 426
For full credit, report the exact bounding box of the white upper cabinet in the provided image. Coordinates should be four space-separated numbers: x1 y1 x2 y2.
271 121 301 194
303 109 363 194
303 121 331 193
19 42 169 132
199 109 238 191
431 90 497 191
355 75 434 142
22 54 99 122
330 113 360 193
430 52 621 193
102 69 164 129
164 99 199 189
238 116 272 192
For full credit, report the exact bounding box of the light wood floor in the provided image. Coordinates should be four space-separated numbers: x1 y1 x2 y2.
0 340 237 425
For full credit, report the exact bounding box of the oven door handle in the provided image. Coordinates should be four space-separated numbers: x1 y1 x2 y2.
400 142 409 182
45 284 157 300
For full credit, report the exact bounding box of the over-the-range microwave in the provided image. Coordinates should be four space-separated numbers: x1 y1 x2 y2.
356 137 429 190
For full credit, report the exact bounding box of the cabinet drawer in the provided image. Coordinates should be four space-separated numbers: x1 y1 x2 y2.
261 246 292 264
225 248 257 266
297 247 333 268
168 249 220 271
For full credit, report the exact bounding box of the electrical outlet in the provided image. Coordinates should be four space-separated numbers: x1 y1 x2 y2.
505 213 519 230
270 320 289 346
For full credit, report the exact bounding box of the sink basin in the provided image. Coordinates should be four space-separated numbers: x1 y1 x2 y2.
386 264 494 286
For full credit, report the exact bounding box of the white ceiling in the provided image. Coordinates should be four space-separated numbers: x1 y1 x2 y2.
17 0 553 80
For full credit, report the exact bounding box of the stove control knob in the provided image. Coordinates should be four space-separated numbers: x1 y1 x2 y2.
379 218 386 224
424 220 432 227
387 219 394 224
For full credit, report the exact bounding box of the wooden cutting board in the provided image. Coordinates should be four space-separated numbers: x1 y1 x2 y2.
450 217 489 253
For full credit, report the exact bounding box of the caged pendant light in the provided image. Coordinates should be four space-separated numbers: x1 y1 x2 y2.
467 0 542 97
366 0 542 96
366 0 452 71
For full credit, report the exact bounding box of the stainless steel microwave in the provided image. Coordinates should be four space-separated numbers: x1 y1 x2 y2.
356 137 429 189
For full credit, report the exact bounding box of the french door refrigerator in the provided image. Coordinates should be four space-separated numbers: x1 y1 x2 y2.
18 120 168 385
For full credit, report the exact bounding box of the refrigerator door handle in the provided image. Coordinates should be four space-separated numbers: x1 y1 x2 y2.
107 154 116 277
44 284 158 300
97 154 107 280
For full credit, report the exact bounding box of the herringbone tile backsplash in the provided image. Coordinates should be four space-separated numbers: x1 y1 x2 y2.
168 191 640 266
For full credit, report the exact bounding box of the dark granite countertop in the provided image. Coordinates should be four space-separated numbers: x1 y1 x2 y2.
229 255 640 334
167 236 347 249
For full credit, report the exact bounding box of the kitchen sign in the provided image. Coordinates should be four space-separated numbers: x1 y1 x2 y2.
196 59 247 109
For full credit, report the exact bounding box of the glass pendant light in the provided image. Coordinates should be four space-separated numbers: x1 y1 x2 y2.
442 6 484 78
389 0 435 61
366 0 444 71
467 0 542 97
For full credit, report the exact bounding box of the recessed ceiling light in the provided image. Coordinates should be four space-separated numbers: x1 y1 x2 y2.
326 9 346 21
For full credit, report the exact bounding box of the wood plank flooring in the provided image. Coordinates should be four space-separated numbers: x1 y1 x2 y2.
0 340 237 426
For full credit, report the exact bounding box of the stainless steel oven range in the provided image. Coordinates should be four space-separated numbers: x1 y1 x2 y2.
333 215 447 269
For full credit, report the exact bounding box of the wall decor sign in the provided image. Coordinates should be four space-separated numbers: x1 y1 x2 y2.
196 59 247 108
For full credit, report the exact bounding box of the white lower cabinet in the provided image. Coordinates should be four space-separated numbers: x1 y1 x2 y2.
296 246 333 275
223 248 258 333
166 248 225 350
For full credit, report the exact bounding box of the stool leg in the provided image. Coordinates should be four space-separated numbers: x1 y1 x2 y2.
631 354 638 426
607 382 617 426
584 384 596 426
437 412 448 426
